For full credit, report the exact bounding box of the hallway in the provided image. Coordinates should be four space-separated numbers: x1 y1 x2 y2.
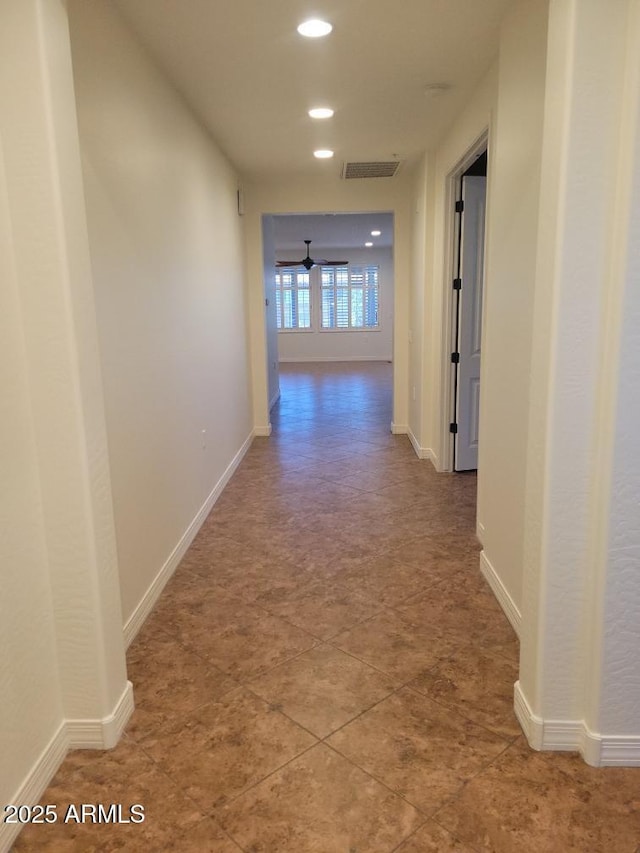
15 363 639 852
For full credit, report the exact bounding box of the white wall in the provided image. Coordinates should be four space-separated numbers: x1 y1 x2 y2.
409 65 498 464
276 246 394 363
244 176 413 433
408 0 548 619
407 153 430 455
68 0 253 630
596 60 640 732
405 0 640 765
0 118 64 825
1 1 130 845
516 0 640 763
262 216 280 410
476 0 549 618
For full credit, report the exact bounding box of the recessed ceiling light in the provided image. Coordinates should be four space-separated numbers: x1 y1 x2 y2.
424 83 452 97
308 107 334 119
371 230 381 236
297 19 332 38
365 241 373 247
314 149 334 159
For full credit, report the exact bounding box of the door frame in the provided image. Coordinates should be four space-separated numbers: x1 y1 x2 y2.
261 208 399 424
438 130 489 472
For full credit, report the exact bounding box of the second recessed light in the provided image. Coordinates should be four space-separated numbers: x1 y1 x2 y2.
309 107 334 119
297 19 332 38
314 149 334 159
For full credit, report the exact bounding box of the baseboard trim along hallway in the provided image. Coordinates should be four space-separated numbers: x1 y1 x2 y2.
123 432 254 648
514 681 640 767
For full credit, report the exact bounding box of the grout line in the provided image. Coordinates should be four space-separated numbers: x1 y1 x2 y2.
30 365 520 851
321 739 435 819
400 681 518 744
429 814 485 853
241 684 325 744
181 813 249 853
210 741 321 814
132 695 321 821
428 735 517 827
386 817 433 853
319 683 406 742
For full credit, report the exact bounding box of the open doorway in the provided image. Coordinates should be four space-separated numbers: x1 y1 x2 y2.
441 136 488 472
261 211 395 424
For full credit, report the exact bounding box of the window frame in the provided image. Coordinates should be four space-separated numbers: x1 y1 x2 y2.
274 265 313 332
319 264 381 332
274 262 382 333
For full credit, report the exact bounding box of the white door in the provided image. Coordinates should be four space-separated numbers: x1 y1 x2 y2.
455 175 486 471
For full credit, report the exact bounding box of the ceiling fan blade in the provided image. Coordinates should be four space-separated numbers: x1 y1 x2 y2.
276 242 348 269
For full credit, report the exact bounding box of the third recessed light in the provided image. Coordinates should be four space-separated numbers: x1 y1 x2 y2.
297 19 333 38
308 107 334 119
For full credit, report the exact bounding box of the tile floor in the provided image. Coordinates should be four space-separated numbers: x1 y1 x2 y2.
14 362 640 852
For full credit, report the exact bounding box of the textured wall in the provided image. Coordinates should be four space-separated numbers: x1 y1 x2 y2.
475 0 548 614
407 153 430 449
1 0 129 813
68 1 253 625
0 121 63 808
262 216 280 410
587 0 640 737
519 0 640 755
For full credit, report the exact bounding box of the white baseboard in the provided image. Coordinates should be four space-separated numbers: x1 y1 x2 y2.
67 680 134 749
0 681 135 853
514 681 640 767
0 722 68 852
407 427 435 462
598 737 640 765
253 424 272 437
278 356 391 363
123 431 254 647
479 550 522 637
390 422 408 434
269 389 281 410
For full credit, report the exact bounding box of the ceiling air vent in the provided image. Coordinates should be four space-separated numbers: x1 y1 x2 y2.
342 161 401 179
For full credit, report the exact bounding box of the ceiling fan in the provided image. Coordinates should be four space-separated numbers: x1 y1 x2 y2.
276 240 347 271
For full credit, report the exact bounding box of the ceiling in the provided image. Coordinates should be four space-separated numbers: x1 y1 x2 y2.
273 212 394 253
113 0 513 183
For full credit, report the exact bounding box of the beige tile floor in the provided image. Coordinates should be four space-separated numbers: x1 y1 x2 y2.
14 362 640 852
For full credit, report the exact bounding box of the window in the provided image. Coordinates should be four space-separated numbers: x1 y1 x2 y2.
275 267 311 329
275 263 381 331
321 265 379 329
